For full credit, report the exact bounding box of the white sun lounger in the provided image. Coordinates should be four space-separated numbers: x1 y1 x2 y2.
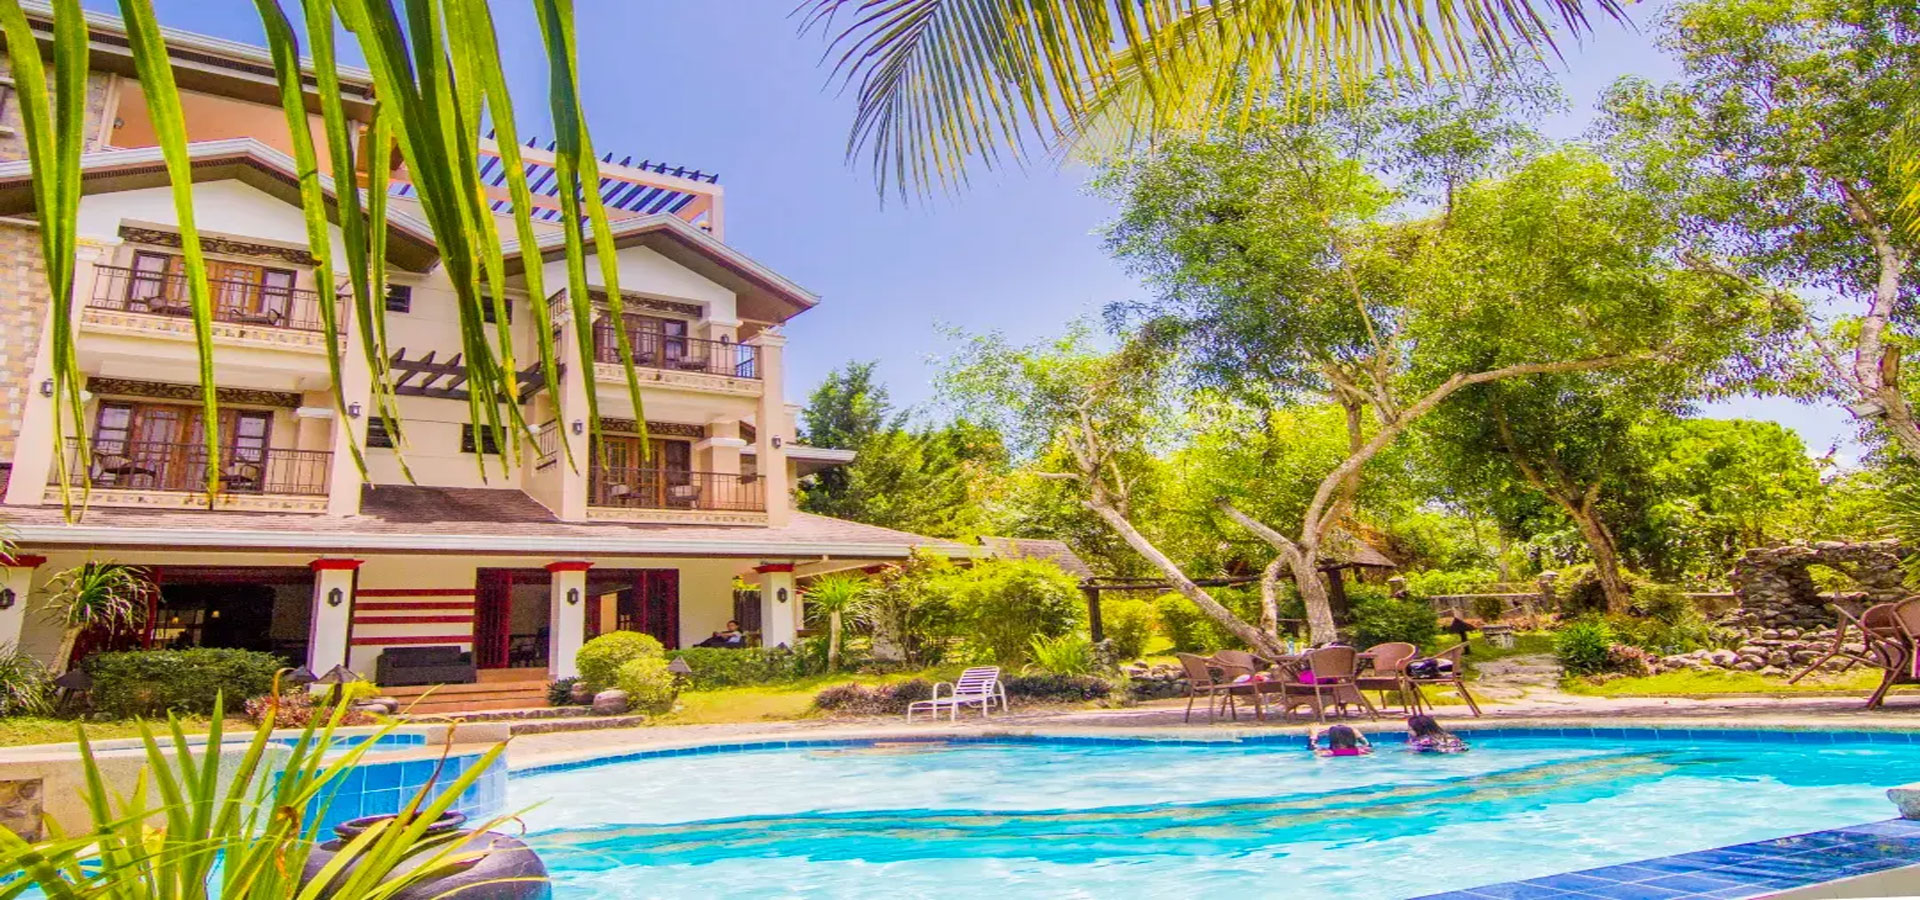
906 666 1009 722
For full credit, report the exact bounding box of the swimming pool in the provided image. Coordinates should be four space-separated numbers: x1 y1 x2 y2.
510 731 1920 898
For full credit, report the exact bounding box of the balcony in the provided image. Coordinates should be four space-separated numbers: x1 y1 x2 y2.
58 438 332 510
90 265 338 332
589 465 765 515
590 321 760 380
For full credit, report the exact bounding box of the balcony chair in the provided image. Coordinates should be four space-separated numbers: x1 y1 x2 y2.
220 461 264 492
90 452 159 484
667 483 702 508
673 355 710 372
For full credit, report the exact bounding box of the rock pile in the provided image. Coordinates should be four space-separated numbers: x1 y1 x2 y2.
1123 661 1188 701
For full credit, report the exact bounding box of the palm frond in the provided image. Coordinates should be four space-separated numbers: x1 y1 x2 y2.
801 0 1631 196
1895 109 1920 238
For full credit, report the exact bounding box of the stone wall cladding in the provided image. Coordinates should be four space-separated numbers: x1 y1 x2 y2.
0 222 48 462
0 56 114 161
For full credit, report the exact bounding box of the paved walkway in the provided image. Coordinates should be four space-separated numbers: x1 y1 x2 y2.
504 688 1920 771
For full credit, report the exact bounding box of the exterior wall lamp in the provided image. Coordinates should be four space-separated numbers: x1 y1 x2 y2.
567 587 581 606
776 587 788 604
346 402 363 419
771 436 783 449
571 420 585 435
326 587 345 607
38 379 53 398
0 588 13 610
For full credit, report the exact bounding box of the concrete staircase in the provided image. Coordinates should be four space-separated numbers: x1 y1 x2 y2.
383 679 550 716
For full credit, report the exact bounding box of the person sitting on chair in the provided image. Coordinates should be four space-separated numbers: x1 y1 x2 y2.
694 620 746 648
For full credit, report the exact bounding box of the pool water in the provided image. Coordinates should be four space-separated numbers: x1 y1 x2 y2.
510 735 1915 899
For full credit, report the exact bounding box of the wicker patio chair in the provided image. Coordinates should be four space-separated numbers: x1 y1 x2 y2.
1177 652 1243 723
1354 642 1420 713
1405 644 1481 717
1277 645 1376 723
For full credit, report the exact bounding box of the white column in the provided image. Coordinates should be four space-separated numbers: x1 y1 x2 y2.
0 555 45 653
307 558 362 676
747 329 789 526
557 315 591 521
6 244 106 508
326 307 372 517
755 563 798 648
547 561 591 679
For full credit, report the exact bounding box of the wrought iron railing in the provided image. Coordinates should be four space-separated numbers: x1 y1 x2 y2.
588 465 765 512
89 265 337 333
63 438 332 496
589 319 759 379
533 420 561 469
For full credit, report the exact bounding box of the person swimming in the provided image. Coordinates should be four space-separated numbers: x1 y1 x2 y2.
1309 724 1372 757
1405 714 1469 753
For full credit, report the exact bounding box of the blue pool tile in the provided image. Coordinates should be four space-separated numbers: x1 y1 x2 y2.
1522 873 1621 893
1591 727 1629 741
1573 881 1689 900
1412 892 1500 900
1625 857 1718 876
1636 873 1748 894
364 762 403 790
1789 730 1834 745
1575 865 1669 883
1838 819 1920 838
1461 880 1586 899
1619 728 1662 742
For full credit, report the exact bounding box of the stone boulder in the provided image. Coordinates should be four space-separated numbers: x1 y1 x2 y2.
592 689 631 716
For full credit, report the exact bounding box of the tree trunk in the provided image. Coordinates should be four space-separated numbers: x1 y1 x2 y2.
1083 499 1286 656
55 629 80 675
1566 504 1631 614
827 611 843 670
1257 556 1284 640
1286 551 1339 645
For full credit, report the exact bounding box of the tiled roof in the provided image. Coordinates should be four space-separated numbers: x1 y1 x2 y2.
5 485 972 559
977 536 1096 579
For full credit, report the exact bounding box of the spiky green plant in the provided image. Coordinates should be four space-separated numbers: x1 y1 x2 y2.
38 561 148 674
0 686 527 899
0 0 648 513
0 645 54 717
804 573 871 670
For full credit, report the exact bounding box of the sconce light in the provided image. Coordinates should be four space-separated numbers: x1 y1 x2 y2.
776 587 789 604
771 436 783 449
567 587 581 606
326 587 345 608
38 379 53 398
571 419 585 436
346 402 363 419
0 588 14 610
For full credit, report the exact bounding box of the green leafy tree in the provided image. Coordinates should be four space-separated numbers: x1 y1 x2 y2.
1599 0 1920 459
1638 418 1825 578
803 573 871 671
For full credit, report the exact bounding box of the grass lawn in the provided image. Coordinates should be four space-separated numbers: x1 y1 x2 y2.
1432 632 1556 665
0 716 251 748
1563 668 1882 697
658 669 962 726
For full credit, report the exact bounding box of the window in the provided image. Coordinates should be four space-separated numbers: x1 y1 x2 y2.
460 423 502 455
384 284 412 314
482 298 512 325
365 416 394 449
0 77 14 133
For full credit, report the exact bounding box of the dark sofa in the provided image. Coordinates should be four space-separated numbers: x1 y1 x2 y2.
375 645 477 687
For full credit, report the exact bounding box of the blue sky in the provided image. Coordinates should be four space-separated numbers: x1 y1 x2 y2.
102 0 1859 459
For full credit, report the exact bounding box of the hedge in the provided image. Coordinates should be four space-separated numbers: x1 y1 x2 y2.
87 648 285 718
665 646 818 690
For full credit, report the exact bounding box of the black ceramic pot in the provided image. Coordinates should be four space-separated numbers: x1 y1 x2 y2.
301 811 551 900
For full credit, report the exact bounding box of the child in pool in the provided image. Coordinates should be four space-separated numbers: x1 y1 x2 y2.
1405 714 1469 753
1308 724 1372 757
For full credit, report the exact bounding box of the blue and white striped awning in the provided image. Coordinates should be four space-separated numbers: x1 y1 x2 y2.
389 137 719 224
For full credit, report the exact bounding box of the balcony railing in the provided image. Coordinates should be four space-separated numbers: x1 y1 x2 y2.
89 265 338 333
590 320 759 379
63 438 333 496
589 465 765 512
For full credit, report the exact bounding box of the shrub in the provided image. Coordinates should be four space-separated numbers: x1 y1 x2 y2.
1554 619 1616 676
614 656 679 714
1402 569 1504 597
1348 594 1439 649
1635 583 1696 626
1604 644 1653 678
576 631 664 691
1027 634 1095 676
1469 595 1507 622
1102 599 1156 662
242 691 376 729
812 679 936 715
666 646 818 690
87 648 284 718
945 558 1082 665
1153 592 1211 651
547 676 582 707
0 646 53 718
1005 674 1111 702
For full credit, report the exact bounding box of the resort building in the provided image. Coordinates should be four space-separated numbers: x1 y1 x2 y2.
0 7 960 706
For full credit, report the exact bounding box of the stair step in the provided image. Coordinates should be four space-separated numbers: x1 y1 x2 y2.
399 706 589 724
394 697 555 715
383 681 546 698
507 715 648 736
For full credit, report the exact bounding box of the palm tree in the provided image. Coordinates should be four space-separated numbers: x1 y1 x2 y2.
800 0 1633 196
804 573 871 671
39 561 149 673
